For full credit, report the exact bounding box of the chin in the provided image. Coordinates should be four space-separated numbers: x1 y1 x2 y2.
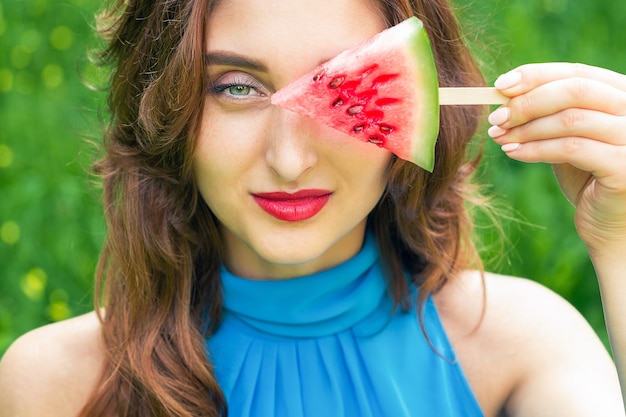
220 217 366 279
246 235 346 278
257 241 329 266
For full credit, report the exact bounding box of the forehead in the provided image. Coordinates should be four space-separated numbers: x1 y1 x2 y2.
206 0 387 80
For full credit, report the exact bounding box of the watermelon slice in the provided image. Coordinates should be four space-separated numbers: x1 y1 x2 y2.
270 17 440 171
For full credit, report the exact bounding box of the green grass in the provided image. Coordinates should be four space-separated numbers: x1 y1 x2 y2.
2 0 625 355
0 0 104 352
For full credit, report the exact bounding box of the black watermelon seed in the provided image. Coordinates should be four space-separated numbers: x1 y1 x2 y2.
347 105 363 115
329 76 345 89
312 70 325 81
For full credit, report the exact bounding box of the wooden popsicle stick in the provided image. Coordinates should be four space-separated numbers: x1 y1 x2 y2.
439 87 508 105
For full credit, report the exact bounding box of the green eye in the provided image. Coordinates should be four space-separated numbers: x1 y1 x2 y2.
228 85 253 95
211 82 260 97
209 73 266 101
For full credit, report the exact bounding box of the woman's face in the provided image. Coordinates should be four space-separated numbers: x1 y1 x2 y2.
194 0 392 279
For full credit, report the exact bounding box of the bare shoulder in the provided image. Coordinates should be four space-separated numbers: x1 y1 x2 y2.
0 312 105 417
434 271 624 417
435 270 592 337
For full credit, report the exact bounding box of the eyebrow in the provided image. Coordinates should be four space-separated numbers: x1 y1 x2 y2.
204 51 268 72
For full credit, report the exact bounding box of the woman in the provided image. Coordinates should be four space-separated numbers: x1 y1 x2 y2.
1 0 625 415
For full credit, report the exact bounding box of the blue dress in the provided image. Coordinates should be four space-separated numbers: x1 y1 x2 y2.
206 233 484 416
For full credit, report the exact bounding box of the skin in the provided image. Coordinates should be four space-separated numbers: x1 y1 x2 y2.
194 0 391 279
488 63 626 412
1 0 626 416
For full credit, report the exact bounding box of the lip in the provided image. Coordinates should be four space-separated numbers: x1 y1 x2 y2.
252 189 332 222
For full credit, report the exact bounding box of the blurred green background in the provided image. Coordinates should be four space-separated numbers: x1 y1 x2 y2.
1 0 625 356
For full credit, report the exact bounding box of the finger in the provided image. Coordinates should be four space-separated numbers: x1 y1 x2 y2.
489 109 626 146
495 63 626 96
489 78 626 131
501 137 626 188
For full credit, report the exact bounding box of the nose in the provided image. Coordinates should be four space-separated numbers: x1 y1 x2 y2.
265 108 319 182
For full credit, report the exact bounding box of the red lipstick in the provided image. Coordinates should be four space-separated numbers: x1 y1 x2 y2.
252 189 331 222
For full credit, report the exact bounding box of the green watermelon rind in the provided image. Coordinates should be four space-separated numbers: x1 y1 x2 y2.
396 17 440 172
271 17 440 172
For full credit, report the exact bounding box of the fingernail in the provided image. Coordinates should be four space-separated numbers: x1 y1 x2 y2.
488 125 507 138
501 143 520 152
494 71 522 90
488 107 510 126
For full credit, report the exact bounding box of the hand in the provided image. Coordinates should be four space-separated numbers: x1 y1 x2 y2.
487 63 626 259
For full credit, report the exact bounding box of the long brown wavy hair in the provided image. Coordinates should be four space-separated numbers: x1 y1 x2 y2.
80 0 487 415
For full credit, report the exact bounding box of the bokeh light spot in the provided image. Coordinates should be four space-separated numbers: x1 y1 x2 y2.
41 64 64 89
0 144 14 168
50 26 74 51
1 221 20 245
47 289 72 321
20 268 48 301
0 69 14 92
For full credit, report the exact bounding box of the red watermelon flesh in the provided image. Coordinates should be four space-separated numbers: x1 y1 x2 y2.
270 17 440 171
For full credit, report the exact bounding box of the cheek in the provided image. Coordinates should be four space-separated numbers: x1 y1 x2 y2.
195 106 266 177
368 158 391 202
366 151 392 197
339 148 391 216
193 106 274 223
348 147 392 189
194 116 236 202
192 150 242 232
